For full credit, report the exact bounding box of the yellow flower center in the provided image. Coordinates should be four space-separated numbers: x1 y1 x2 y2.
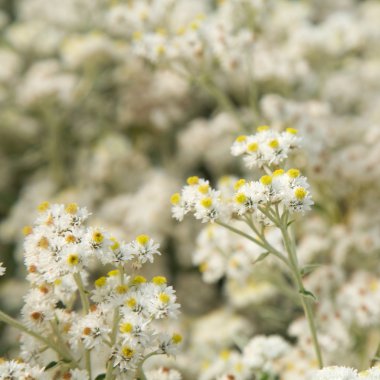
121 346 134 358
65 203 78 214
116 284 129 294
273 169 285 177
132 275 146 285
257 125 270 132
199 262 208 273
22 226 33 236
83 327 92 336
198 184 210 194
234 179 246 190
37 237 49 249
268 139 279 149
159 293 170 303
170 193 181 205
294 187 307 200
37 201 50 212
110 237 120 251
235 135 247 143
235 193 247 204
247 142 258 152
286 127 298 134
152 276 167 285
65 234 76 243
287 168 300 178
136 234 149 245
220 350 231 361
126 298 137 308
92 231 104 244
172 333 182 344
67 254 79 266
95 276 107 288
200 197 212 208
108 269 119 277
260 175 272 186
186 176 199 185
120 323 133 333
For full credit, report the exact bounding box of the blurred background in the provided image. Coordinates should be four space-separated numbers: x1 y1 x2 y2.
1 0 380 377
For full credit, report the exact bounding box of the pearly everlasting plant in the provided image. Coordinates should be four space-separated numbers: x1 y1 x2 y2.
171 126 323 368
0 203 182 380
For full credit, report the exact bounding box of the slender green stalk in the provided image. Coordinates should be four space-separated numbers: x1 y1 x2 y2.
217 210 324 368
49 319 76 364
73 272 92 377
216 220 267 245
278 213 323 368
105 358 114 380
216 220 290 268
85 350 92 380
0 310 74 362
137 351 159 380
370 341 380 366
105 269 124 380
73 272 90 314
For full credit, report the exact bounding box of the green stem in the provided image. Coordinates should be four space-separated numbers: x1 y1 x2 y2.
0 310 73 362
279 213 324 368
371 344 380 367
49 319 76 364
105 268 124 380
73 272 92 377
137 351 159 380
85 349 92 380
195 76 248 132
73 272 90 314
105 359 114 380
216 220 270 250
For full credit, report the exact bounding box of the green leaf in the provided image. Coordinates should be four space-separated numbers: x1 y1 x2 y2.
287 219 295 227
95 375 106 380
300 264 321 276
299 288 317 301
44 361 58 371
258 373 270 380
253 251 270 264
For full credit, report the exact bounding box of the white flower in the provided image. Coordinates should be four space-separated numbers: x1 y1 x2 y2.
0 262 5 277
126 234 161 265
111 343 143 372
231 126 301 169
242 335 290 372
146 367 182 380
69 311 111 350
0 360 47 380
311 366 358 380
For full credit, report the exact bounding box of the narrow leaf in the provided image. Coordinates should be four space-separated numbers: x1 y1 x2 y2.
44 361 58 371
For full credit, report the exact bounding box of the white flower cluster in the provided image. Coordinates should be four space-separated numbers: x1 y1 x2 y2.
0 360 47 380
1 202 182 379
130 8 255 72
24 202 161 285
233 168 313 218
170 177 223 223
171 127 312 225
199 335 290 380
145 367 182 380
311 366 380 380
230 126 301 169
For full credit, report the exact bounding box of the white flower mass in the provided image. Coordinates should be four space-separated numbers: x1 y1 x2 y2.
1 0 380 379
